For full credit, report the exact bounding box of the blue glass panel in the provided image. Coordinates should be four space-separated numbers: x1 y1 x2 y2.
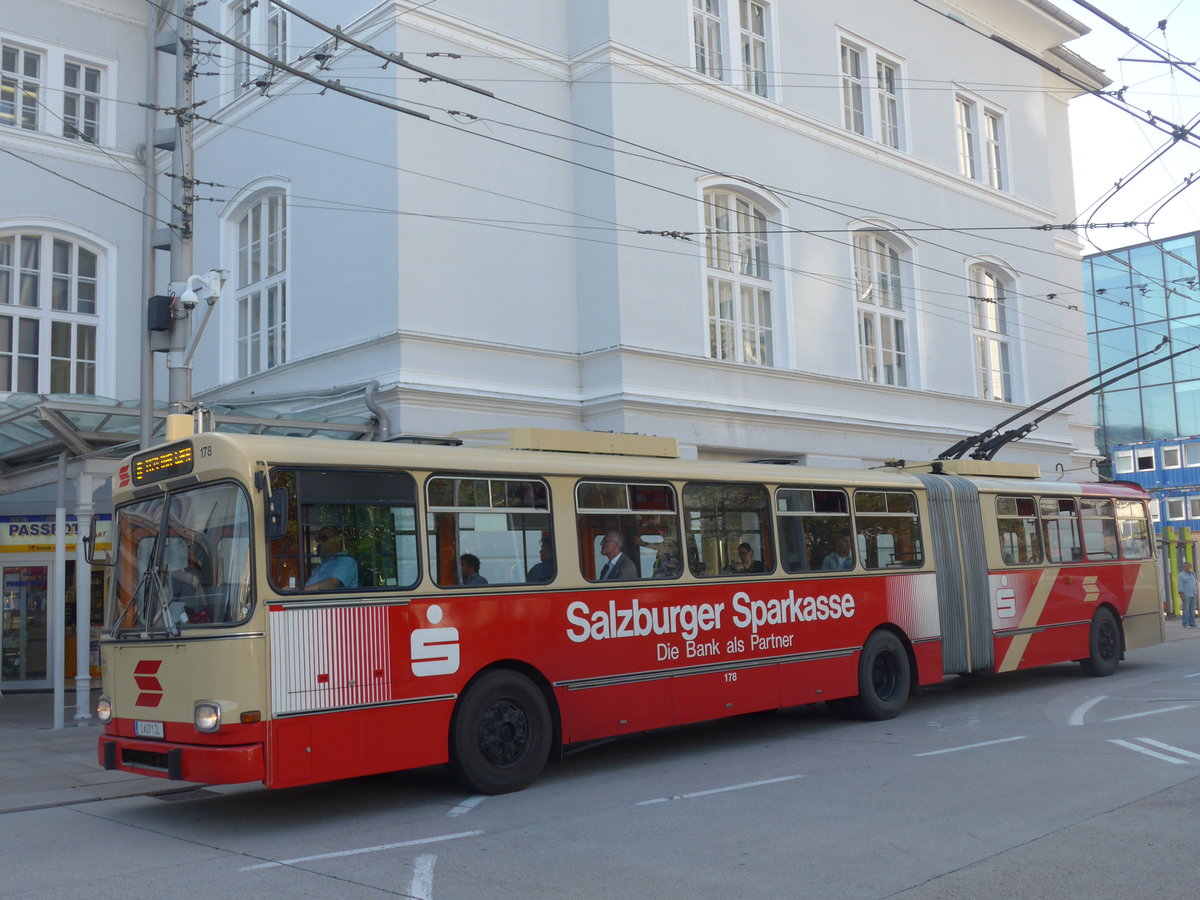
1101 387 1143 445
1142 384 1177 439
1090 252 1133 329
1137 321 1171 385
1096 327 1136 377
1170 316 1200 381
1177 381 1200 439
1130 244 1167 322
1163 236 1199 319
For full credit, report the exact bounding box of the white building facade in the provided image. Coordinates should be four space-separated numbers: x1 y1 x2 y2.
2 0 1109 472
171 0 1105 469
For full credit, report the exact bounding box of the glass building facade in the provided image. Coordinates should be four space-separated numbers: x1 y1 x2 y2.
1084 230 1200 459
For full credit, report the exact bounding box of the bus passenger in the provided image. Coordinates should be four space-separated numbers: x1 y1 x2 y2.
598 533 638 580
822 535 854 571
653 540 682 578
305 526 359 590
526 539 556 583
460 553 489 586
726 542 764 574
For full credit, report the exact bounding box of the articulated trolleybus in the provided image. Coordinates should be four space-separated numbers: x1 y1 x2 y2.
96 429 1164 794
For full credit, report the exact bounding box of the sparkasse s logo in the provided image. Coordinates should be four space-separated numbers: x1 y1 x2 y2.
411 605 460 677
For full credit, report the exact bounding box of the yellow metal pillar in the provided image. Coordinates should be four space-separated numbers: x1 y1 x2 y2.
1165 526 1179 617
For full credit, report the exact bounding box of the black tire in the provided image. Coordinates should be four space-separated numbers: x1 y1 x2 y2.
449 669 552 794
848 630 911 720
1080 607 1122 677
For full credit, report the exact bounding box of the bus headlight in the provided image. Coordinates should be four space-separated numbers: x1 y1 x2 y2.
194 702 221 733
96 696 112 723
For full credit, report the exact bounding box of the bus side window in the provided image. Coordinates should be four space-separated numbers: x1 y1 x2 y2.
271 467 419 592
776 487 851 573
681 482 773 578
1115 499 1152 559
996 495 1042 565
426 475 551 587
1040 496 1081 564
575 481 679 581
853 490 923 569
1080 497 1119 560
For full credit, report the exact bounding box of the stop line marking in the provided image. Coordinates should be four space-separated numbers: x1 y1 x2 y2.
913 735 1028 757
239 830 482 871
636 774 804 806
1109 738 1200 764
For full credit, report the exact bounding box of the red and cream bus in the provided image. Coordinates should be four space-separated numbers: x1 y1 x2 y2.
96 428 1164 794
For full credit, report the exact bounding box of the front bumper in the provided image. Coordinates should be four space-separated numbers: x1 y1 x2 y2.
98 734 264 784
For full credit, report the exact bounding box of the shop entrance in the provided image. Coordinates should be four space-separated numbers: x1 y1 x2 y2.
2 560 49 686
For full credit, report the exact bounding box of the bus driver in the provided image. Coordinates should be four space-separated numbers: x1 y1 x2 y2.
305 526 359 590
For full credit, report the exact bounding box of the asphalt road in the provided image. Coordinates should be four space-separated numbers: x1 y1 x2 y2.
4 638 1199 899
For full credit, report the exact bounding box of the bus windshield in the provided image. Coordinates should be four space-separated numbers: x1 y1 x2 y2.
107 482 253 635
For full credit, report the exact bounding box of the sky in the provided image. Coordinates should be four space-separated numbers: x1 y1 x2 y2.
1060 0 1200 251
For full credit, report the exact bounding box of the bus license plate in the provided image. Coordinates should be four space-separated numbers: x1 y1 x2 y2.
134 720 164 739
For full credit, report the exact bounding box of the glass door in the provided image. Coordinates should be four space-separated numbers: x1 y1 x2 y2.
2 563 49 686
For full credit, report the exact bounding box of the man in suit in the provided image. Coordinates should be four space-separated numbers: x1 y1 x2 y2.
598 533 638 580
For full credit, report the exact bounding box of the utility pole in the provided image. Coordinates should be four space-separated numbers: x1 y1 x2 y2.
167 0 196 414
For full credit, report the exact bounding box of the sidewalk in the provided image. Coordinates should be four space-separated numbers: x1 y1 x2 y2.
0 687 173 814
1 620 1197 815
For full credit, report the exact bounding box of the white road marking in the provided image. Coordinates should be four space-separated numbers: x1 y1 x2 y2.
1103 704 1193 722
409 854 437 900
1185 672 1200 678
1068 695 1108 726
1109 739 1189 764
240 830 482 871
1136 738 1200 761
636 774 804 806
913 736 1028 757
447 795 487 817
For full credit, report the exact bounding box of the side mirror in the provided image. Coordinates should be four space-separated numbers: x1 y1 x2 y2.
266 487 290 540
82 517 113 567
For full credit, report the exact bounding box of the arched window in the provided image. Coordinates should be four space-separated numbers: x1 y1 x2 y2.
704 189 774 366
234 192 287 377
0 231 99 393
971 263 1013 402
853 232 908 386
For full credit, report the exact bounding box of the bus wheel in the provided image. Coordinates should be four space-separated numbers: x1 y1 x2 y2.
449 669 552 794
850 630 910 720
1080 608 1121 677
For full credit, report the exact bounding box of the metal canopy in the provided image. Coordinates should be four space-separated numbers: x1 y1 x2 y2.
0 393 376 479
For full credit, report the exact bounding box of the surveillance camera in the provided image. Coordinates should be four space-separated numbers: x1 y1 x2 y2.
180 289 198 309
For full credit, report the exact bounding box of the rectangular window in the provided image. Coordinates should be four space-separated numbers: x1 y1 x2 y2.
693 0 725 80
840 43 865 134
1040 497 1081 563
777 487 852 573
1115 499 1152 558
1135 448 1155 471
976 335 1012 403
1 44 41 131
577 481 678 581
1189 496 1200 519
427 476 552 587
1112 450 1134 474
1080 498 1119 560
682 483 773 577
1162 445 1182 469
955 96 976 179
853 490 922 568
859 311 907 387
230 2 252 92
996 495 1041 564
1166 497 1186 520
63 61 101 142
984 111 1005 189
268 468 419 592
266 1 288 61
740 0 768 97
876 58 900 149
0 314 39 393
